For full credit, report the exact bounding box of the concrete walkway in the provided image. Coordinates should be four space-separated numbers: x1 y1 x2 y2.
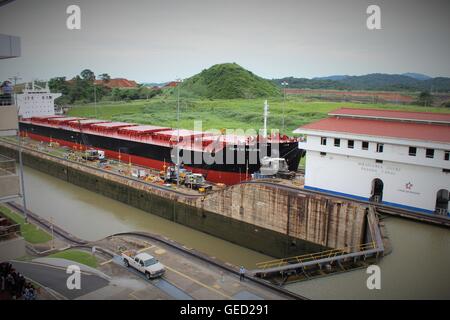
11 260 109 300
95 236 290 300
33 257 111 280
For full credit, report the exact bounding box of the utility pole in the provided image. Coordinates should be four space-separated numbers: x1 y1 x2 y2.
8 75 21 105
94 82 97 118
281 81 288 134
50 217 55 249
175 78 183 186
263 100 269 138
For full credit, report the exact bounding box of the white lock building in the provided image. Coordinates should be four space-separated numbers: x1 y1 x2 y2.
294 108 450 216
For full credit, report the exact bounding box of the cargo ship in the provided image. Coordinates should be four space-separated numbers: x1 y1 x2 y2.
19 116 302 185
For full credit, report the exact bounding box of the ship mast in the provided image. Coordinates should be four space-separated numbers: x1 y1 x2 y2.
263 100 269 138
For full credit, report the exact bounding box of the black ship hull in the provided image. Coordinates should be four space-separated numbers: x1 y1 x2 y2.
19 122 302 184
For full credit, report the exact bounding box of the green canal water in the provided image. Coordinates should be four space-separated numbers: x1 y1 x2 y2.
21 166 450 299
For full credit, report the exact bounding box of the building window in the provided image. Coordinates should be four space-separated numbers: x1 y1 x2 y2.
334 138 340 147
445 151 450 161
426 148 434 159
409 147 417 156
348 140 354 149
362 141 369 150
320 152 327 156
376 159 383 164
376 143 384 153
321 137 327 146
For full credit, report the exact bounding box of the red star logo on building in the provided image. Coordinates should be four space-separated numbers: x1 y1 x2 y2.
405 182 413 190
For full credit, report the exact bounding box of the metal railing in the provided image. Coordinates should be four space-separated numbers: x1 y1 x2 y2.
255 241 377 270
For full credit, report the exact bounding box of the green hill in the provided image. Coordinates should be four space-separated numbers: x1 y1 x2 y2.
179 63 281 99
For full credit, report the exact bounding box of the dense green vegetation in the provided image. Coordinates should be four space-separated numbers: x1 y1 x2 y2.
68 97 449 135
0 205 52 244
48 249 98 268
48 69 161 105
179 63 281 99
273 74 450 92
47 65 449 110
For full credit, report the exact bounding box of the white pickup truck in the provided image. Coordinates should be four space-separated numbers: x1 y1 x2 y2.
122 251 165 279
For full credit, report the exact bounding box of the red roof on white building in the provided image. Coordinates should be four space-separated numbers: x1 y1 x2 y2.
295 108 450 144
329 108 450 124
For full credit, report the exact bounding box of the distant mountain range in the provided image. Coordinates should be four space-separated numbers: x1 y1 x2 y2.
274 73 450 92
141 82 168 87
313 73 432 81
401 73 432 81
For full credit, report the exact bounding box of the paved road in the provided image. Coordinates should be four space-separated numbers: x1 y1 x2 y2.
111 256 193 300
11 261 109 299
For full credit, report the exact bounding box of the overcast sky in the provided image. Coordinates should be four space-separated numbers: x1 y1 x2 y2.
1 0 449 83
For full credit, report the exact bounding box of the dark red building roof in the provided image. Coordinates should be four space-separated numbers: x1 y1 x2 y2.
296 108 450 144
94 78 138 88
298 117 450 144
329 108 450 124
163 81 179 88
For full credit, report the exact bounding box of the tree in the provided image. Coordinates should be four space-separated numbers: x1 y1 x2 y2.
417 91 433 107
80 69 95 82
99 73 111 82
48 77 68 93
48 77 71 105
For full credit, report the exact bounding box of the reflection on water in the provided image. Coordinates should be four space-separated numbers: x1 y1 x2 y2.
286 217 450 299
21 166 271 268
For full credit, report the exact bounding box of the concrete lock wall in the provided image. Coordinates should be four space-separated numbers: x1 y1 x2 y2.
0 175 20 198
0 143 368 258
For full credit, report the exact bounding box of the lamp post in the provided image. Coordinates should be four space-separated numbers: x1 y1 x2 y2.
94 81 98 118
281 81 288 134
50 216 54 249
8 75 21 106
9 75 28 223
175 78 183 186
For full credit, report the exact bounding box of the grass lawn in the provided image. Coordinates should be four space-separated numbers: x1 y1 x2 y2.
48 249 98 268
68 97 449 135
0 205 52 244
